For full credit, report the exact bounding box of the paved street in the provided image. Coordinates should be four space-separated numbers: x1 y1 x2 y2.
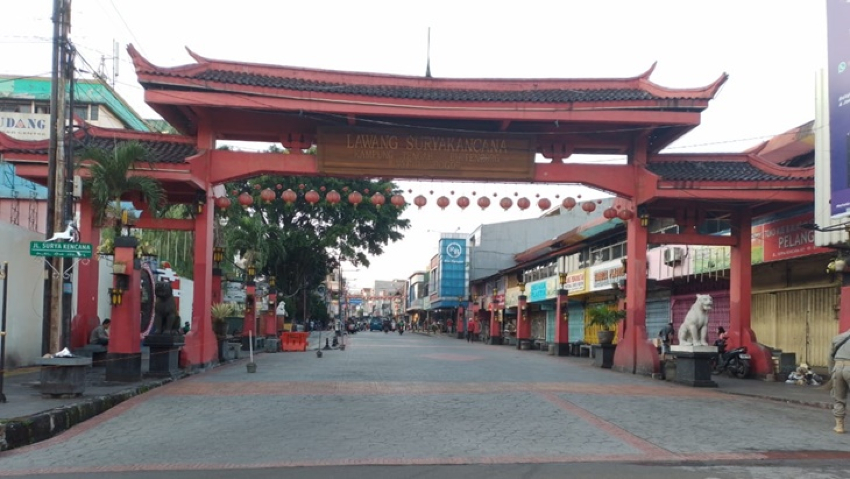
1 331 849 478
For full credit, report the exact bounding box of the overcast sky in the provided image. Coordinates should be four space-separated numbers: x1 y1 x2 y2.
0 1 826 289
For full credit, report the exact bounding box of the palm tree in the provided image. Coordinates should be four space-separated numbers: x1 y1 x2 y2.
77 141 165 236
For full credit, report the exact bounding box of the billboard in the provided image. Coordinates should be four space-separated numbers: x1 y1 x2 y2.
828 0 850 217
439 238 467 300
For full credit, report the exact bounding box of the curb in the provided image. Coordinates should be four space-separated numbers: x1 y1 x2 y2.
0 376 177 452
718 390 832 410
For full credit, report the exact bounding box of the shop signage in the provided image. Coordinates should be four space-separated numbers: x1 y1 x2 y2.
564 270 587 295
589 260 626 291
0 113 50 140
754 213 832 262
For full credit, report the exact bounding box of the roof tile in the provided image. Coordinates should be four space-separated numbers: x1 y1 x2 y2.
646 161 794 182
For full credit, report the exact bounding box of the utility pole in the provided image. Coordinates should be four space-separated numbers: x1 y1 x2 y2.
43 0 71 355
62 42 76 350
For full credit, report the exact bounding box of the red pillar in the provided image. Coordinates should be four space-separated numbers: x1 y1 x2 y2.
489 303 502 345
840 282 850 333
72 195 101 348
242 283 256 349
729 208 773 377
265 292 278 337
181 187 217 367
105 240 142 382
516 293 530 348
612 217 658 375
211 268 223 305
456 306 465 339
553 288 570 356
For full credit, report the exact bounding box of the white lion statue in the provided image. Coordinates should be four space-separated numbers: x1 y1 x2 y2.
678 294 713 346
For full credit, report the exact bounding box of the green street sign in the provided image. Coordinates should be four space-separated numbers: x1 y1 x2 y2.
30 241 93 258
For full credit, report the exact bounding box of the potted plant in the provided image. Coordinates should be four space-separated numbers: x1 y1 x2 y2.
587 304 626 345
211 302 236 340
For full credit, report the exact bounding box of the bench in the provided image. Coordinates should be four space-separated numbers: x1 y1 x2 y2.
74 344 108 364
579 344 593 358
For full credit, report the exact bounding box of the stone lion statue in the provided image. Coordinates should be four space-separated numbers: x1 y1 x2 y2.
152 281 180 335
677 294 712 346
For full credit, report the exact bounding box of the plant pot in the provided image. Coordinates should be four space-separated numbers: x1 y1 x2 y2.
246 362 257 373
213 321 228 340
597 330 615 345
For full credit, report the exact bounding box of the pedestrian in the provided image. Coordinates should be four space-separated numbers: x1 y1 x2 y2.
658 321 674 358
446 318 454 334
829 326 850 433
89 318 110 346
182 321 190 334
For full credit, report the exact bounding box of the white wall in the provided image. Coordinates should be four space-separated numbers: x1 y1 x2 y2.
0 223 45 367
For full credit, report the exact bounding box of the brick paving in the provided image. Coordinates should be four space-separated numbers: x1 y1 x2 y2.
0 332 848 476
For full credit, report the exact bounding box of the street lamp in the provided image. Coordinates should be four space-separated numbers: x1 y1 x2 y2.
213 246 224 265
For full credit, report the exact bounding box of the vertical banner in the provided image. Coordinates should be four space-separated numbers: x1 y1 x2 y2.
828 0 850 217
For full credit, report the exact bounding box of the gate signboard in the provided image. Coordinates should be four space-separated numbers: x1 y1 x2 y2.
29 241 92 258
317 127 535 181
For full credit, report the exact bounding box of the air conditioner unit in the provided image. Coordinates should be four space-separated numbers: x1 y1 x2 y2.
663 247 685 265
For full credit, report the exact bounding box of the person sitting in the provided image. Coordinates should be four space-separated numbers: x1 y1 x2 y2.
89 318 110 346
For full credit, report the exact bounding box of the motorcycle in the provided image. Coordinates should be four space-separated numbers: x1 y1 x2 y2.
398 327 404 335
711 338 751 378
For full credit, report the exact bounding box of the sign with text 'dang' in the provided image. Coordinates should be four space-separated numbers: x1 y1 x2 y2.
30 241 93 258
316 127 536 181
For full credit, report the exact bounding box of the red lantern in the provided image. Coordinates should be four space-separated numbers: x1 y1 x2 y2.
342 186 349 192
517 197 531 210
238 192 253 208
617 209 634 221
215 196 231 210
231 189 238 196
326 190 341 205
562 197 576 210
260 188 276 203
320 186 326 192
414 195 427 209
391 194 405 208
436 196 450 210
348 191 363 207
457 196 470 210
364 188 370 194
500 197 513 210
281 189 297 205
597 199 602 204
275 184 283 190
581 201 596 214
538 198 552 211
298 184 305 190
253 184 261 190
371 192 386 209
477 196 491 210
603 207 618 220
305 189 320 205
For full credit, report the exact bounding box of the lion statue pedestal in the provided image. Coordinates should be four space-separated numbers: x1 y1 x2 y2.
669 344 718 388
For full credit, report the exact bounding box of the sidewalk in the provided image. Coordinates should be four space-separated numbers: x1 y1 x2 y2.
421 332 835 409
0 331 327 451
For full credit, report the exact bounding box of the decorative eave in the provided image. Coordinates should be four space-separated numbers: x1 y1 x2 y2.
128 45 727 103
647 153 814 186
0 124 197 164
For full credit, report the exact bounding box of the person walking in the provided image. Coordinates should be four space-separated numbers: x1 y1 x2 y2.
829 326 850 434
658 321 675 358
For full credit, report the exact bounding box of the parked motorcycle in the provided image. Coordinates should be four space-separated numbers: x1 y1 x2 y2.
711 338 751 378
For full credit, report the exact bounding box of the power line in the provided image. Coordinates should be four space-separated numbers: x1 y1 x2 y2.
107 0 145 56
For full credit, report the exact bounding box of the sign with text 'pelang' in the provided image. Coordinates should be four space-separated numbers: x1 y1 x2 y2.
317 127 535 181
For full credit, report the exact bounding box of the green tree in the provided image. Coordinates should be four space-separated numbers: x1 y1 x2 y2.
76 141 164 236
218 175 409 321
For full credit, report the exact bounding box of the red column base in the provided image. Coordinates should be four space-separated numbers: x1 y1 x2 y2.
612 326 660 376
178 327 219 369
730 329 774 378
